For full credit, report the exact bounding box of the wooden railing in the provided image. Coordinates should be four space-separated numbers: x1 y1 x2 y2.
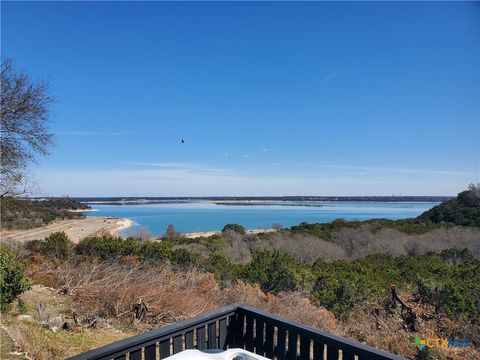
67 304 406 360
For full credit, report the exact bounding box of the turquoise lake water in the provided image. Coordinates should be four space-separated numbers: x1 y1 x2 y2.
87 201 439 236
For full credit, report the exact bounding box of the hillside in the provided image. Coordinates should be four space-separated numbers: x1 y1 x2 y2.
0 197 90 230
417 184 480 227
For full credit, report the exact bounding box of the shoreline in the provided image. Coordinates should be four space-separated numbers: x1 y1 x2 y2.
183 228 276 239
68 208 99 213
1 216 134 244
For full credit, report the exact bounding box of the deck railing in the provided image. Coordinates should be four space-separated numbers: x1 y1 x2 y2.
67 304 407 360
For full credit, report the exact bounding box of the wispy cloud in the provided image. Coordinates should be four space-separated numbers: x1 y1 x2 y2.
306 164 475 176
119 161 228 173
35 167 469 197
316 67 348 85
55 131 130 136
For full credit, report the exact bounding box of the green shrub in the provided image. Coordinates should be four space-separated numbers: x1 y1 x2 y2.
170 248 201 267
242 250 302 293
312 257 389 320
137 241 172 263
0 244 31 311
222 223 246 235
76 236 140 258
42 232 75 258
204 253 241 282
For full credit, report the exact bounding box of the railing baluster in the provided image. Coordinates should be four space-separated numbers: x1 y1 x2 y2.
313 341 325 360
226 315 236 349
185 330 194 349
245 315 254 352
208 322 218 349
235 312 245 348
286 331 298 360
299 336 310 360
255 318 265 355
277 327 287 360
219 318 228 350
326 345 339 360
160 339 171 359
264 321 275 359
129 349 142 360
144 344 157 360
342 350 355 360
197 325 207 350
173 335 183 354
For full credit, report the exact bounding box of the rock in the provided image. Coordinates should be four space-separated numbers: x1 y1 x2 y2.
48 316 64 329
17 315 33 322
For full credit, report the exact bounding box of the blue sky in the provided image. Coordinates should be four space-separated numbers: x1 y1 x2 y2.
2 1 479 196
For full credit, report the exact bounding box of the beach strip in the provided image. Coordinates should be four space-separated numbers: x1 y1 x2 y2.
1 216 134 244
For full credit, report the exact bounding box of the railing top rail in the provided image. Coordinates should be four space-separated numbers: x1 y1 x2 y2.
237 304 407 360
66 303 238 360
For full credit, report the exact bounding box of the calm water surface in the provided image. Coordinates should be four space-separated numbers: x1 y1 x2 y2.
87 201 438 236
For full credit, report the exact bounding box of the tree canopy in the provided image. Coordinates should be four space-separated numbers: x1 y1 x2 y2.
1 59 54 197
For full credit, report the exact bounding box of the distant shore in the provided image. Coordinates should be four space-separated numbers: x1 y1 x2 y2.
1 216 133 243
183 228 276 239
75 196 450 206
68 208 99 213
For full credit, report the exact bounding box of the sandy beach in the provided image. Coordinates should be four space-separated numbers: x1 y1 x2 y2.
0 216 133 243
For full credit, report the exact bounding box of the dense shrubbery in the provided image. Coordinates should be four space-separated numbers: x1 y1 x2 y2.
28 232 480 323
418 184 480 227
312 252 480 320
0 244 31 311
241 250 306 293
0 197 87 230
31 197 90 211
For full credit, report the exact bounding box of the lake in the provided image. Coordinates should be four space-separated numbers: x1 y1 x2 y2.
87 201 439 236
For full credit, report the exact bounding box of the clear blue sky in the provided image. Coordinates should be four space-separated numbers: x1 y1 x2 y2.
2 1 479 196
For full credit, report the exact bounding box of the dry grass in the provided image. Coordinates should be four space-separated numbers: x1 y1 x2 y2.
28 256 220 325
2 284 136 360
5 319 134 360
343 291 480 360
0 326 27 360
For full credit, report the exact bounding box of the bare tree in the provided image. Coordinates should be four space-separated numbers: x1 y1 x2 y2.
0 59 54 197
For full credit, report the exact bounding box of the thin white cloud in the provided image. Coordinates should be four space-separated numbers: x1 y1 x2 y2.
312 164 475 176
34 167 470 196
316 67 348 85
119 161 228 173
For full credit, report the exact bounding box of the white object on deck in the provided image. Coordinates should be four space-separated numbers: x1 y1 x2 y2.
166 348 271 360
